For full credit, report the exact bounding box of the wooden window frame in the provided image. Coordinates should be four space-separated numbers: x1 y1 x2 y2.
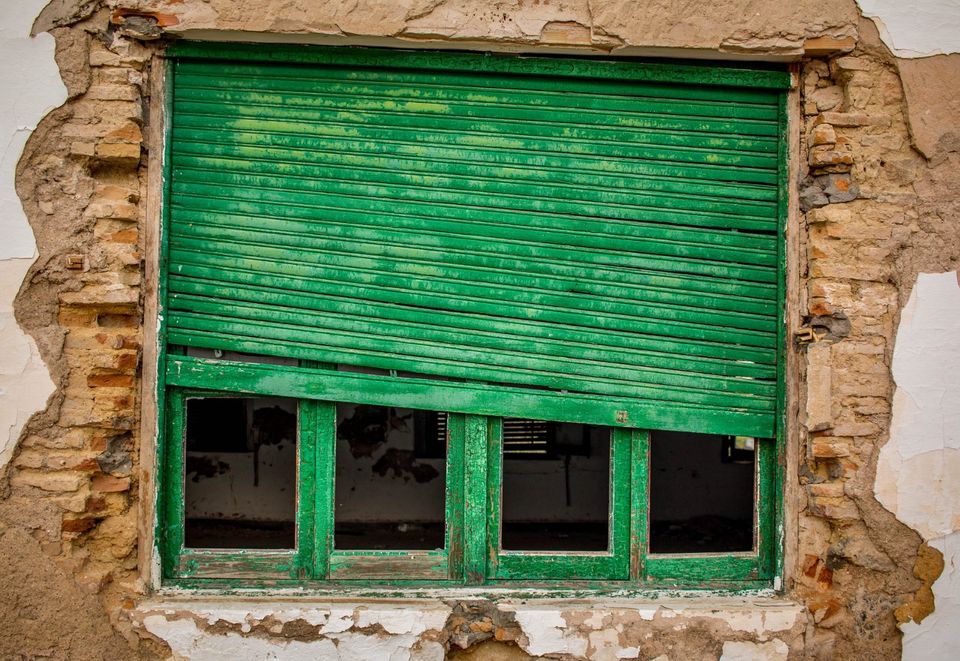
158 363 777 589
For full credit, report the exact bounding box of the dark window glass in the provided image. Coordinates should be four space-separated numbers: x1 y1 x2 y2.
649 431 756 554
184 397 297 549
501 421 610 551
335 404 447 550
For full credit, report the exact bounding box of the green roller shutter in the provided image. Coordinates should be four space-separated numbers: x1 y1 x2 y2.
163 44 788 438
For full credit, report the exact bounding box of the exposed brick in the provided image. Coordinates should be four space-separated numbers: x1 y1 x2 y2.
86 84 139 102
810 146 854 168
810 86 843 112
62 517 98 533
104 123 143 144
85 496 108 514
87 373 136 388
832 421 881 437
816 500 860 522
13 451 45 469
11 471 84 493
94 183 140 203
812 439 851 458
87 201 139 221
808 482 845 498
70 141 96 157
97 313 139 328
809 123 837 147
44 454 98 471
833 56 871 73
806 344 833 432
109 229 139 244
60 285 139 308
815 111 890 127
94 142 141 164
803 36 856 56
91 475 131 493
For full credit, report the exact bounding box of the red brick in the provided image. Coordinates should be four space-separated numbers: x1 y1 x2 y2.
87 373 135 388
91 475 131 493
62 517 98 533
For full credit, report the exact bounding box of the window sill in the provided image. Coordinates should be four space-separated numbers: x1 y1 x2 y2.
134 594 806 658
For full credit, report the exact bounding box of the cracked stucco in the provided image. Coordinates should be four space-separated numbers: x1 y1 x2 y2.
0 1 62 469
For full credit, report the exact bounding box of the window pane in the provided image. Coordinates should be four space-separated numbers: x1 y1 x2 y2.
184 397 297 549
501 421 610 551
335 404 446 550
649 431 756 554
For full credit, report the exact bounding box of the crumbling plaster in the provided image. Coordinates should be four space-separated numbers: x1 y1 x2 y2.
876 272 960 661
134 599 805 661
0 2 62 470
94 0 860 57
855 0 960 58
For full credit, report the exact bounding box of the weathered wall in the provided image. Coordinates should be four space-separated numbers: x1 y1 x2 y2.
0 2 61 470
0 1 958 659
853 3 960 660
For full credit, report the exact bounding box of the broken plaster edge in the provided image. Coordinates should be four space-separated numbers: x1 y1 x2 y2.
135 595 805 622
163 28 806 62
131 595 805 660
0 1 67 472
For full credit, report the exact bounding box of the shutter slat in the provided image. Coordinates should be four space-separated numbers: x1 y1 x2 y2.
171 217 776 310
169 289 774 379
168 300 775 397
171 200 776 271
171 133 777 186
168 249 777 349
174 76 781 124
171 148 778 217
177 64 781 106
173 101 778 157
166 319 776 409
165 52 785 435
168 241 779 335
172 149 776 203
170 222 775 314
168 278 776 367
171 108 778 168
173 183 776 274
169 204 777 300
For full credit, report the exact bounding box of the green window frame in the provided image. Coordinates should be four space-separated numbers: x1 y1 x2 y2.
155 43 789 591
160 381 777 588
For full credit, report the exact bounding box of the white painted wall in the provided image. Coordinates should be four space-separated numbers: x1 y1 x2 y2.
0 2 64 469
876 271 960 660
856 0 960 57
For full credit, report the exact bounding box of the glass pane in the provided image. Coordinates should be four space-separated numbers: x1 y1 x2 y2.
501 421 610 551
335 404 446 550
649 431 756 554
184 397 297 549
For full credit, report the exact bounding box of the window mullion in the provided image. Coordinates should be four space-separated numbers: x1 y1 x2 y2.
630 429 650 582
311 401 336 579
461 414 489 584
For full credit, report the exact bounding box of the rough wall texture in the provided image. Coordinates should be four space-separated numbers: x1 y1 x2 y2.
1 1 959 659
